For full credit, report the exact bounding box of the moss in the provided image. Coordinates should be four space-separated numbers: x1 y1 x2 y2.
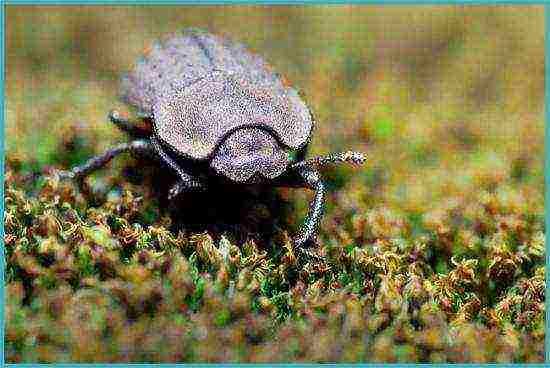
5 164 544 362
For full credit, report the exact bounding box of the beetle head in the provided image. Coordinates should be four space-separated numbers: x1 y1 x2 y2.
211 127 290 184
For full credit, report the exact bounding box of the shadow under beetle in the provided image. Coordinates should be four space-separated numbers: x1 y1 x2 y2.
60 29 366 263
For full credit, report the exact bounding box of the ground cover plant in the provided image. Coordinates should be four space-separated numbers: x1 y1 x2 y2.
5 5 545 363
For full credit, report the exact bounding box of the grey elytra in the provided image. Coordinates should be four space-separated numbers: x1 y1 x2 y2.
60 28 366 263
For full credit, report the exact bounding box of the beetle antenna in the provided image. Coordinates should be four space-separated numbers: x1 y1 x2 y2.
291 151 366 170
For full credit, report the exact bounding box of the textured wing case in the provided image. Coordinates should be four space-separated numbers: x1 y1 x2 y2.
121 32 212 115
121 29 313 160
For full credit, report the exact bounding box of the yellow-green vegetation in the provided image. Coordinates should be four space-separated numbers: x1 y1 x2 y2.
5 5 545 363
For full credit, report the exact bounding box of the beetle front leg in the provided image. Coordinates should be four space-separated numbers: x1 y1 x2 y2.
58 139 153 179
293 167 326 264
150 136 207 199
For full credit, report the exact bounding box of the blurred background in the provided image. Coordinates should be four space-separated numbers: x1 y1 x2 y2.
6 5 545 226
5 6 546 363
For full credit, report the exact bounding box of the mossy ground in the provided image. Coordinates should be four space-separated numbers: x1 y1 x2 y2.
5 6 546 363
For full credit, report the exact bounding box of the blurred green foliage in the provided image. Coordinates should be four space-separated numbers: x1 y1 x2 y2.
5 5 545 363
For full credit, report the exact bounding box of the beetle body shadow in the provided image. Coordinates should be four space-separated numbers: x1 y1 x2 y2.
123 158 298 247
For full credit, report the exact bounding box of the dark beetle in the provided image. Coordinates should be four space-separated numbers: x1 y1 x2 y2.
60 29 366 262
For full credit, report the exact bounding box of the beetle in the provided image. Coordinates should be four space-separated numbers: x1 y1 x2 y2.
59 29 366 263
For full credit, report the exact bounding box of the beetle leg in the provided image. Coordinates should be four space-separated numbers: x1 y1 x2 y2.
58 139 153 179
108 110 151 138
293 167 326 264
167 178 207 200
150 136 207 199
